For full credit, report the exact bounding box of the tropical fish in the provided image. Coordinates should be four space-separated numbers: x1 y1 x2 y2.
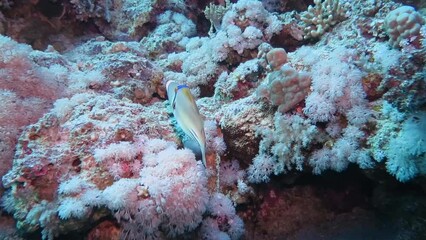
166 80 207 166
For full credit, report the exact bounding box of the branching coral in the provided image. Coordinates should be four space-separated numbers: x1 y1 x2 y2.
300 0 347 39
204 0 232 35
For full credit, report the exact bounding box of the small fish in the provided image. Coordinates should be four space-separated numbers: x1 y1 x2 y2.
166 80 207 166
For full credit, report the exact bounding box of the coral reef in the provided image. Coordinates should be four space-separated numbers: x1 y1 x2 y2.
69 0 165 40
0 0 425 239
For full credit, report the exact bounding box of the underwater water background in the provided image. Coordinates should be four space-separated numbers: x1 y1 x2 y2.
0 0 425 239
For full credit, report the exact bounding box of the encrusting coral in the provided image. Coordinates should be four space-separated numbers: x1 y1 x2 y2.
384 5 425 48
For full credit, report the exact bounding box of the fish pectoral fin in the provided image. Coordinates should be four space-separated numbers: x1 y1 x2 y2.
171 92 178 110
188 128 198 142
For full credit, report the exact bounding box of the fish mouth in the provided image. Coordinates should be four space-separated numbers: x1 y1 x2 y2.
166 80 176 90
166 80 178 104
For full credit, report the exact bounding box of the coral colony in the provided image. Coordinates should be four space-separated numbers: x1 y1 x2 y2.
0 0 425 239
